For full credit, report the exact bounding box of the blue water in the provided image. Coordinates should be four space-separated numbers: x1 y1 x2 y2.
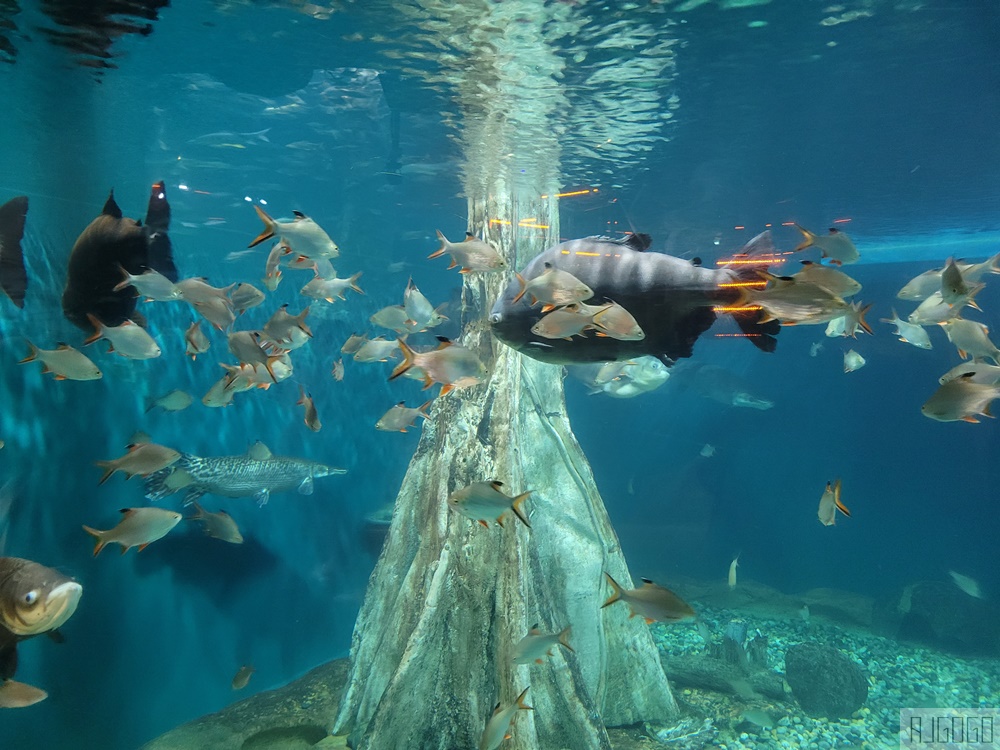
0 2 998 748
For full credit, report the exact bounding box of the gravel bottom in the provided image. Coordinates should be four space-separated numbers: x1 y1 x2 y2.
648 605 1000 750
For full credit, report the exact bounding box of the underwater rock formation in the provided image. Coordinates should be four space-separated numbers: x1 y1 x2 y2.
784 643 868 719
873 580 1000 656
139 659 349 750
332 194 677 749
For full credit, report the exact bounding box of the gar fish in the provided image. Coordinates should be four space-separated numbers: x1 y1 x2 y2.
188 502 243 544
83 507 183 555
0 557 82 699
0 195 29 308
479 687 532 750
431 230 506 273
512 625 573 665
601 573 696 624
921 372 1000 423
490 232 780 365
144 442 347 506
62 183 178 331
19 342 102 381
447 481 532 528
817 479 850 526
248 206 339 259
792 225 859 265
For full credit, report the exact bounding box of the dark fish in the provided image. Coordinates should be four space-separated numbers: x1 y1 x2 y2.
0 196 28 308
0 557 82 683
489 233 780 365
62 182 178 332
144 442 346 506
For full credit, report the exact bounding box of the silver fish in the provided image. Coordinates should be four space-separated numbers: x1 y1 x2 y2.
144 442 346 506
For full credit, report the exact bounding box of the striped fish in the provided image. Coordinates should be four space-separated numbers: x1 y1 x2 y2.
144 442 346 506
489 232 780 365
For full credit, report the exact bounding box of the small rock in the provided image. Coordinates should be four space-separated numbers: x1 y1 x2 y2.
784 643 868 719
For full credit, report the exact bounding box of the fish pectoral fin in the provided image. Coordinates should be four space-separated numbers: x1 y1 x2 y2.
255 489 271 506
478 520 489 528
137 543 149 552
961 416 980 423
298 476 314 495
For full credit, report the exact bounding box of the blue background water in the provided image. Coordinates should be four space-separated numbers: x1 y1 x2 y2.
0 2 998 748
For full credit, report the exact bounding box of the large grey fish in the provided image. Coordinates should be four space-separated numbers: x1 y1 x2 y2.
0 557 83 684
489 232 780 365
144 441 346 506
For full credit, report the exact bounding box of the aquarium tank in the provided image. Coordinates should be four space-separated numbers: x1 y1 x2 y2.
0 1 997 749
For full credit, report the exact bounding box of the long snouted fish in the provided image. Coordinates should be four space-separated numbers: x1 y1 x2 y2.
144 442 346 506
0 557 83 691
490 232 780 366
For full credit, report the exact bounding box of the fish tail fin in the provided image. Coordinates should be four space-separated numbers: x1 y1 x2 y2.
187 500 206 521
348 271 364 295
725 263 780 352
558 626 574 652
964 283 985 312
94 461 116 486
511 272 528 304
515 687 533 712
81 526 107 557
0 195 28 308
111 263 135 293
879 308 899 325
83 314 104 345
792 224 817 252
833 478 851 517
18 340 40 364
988 252 1000 275
601 572 624 608
418 400 433 420
248 206 276 248
428 230 448 259
511 491 532 528
388 340 416 381
294 309 313 337
857 303 874 335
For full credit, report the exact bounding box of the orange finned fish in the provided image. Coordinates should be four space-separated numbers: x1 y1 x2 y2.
817 479 850 526
601 573 695 624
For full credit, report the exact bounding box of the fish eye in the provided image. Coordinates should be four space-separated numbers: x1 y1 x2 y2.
23 590 39 606
489 313 502 324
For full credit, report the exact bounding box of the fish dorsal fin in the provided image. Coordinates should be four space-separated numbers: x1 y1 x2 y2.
543 262 553 270
491 702 502 717
800 260 815 267
396 401 406 407
528 623 542 635
828 228 839 234
293 211 307 220
247 441 272 460
463 232 476 242
56 342 71 350
641 578 655 586
102 191 123 219
119 508 131 515
434 336 452 349
490 480 504 490
690 257 702 267
624 233 653 251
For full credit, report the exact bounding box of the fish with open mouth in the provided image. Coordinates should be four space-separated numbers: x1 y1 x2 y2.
144 441 346 506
